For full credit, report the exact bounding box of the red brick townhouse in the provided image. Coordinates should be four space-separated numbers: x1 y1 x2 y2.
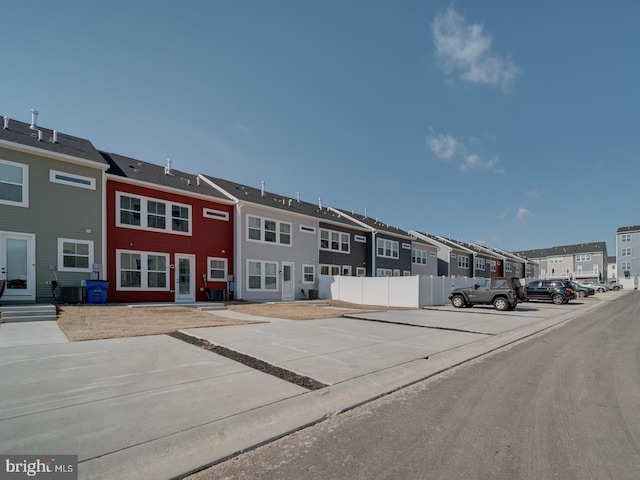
102 152 235 303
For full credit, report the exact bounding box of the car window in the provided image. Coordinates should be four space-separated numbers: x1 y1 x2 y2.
542 281 552 287
492 278 509 288
475 278 490 288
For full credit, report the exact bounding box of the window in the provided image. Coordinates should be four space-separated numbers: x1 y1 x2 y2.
208 257 227 280
342 265 352 276
458 255 469 269
576 254 591 262
403 271 411 276
549 257 563 264
58 238 93 272
117 250 169 290
490 261 497 272
203 208 229 221
356 267 366 277
402 243 411 250
49 170 95 190
247 260 278 290
116 192 191 234
620 233 632 243
377 268 393 277
476 257 486 271
247 215 292 245
300 225 316 233
354 235 367 243
0 159 28 207
621 247 632 257
621 261 632 271
377 238 399 259
505 262 513 273
393 269 401 276
412 249 427 265
320 229 349 253
302 264 315 283
320 264 341 275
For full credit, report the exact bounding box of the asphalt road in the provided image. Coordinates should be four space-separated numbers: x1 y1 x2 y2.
189 291 640 480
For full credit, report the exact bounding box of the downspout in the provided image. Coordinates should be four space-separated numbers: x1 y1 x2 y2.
235 202 243 300
371 231 377 276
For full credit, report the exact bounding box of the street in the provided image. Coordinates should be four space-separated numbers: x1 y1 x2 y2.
191 292 640 480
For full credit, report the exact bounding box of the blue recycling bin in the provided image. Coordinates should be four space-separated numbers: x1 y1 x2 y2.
86 280 109 304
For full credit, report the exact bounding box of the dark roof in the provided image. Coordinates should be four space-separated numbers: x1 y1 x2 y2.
411 231 473 251
102 152 231 201
201 175 367 229
514 242 608 259
617 225 640 233
0 116 106 165
608 256 616 263
333 209 413 239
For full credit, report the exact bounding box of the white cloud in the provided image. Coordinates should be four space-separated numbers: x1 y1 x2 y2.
432 7 519 89
517 207 532 220
234 123 250 134
425 133 460 161
459 153 502 172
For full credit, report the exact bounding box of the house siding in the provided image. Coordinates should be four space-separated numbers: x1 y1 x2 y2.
318 222 368 274
0 147 104 302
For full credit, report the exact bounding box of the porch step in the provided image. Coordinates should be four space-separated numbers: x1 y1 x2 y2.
198 305 228 312
0 304 58 322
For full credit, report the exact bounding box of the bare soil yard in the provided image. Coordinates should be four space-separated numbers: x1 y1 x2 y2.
56 301 398 342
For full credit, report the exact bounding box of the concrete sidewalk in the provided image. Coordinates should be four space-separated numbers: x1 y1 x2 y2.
0 297 611 479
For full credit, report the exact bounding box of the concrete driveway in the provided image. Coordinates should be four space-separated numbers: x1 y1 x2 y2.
0 297 608 479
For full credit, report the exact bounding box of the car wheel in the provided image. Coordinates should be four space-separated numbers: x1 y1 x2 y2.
493 297 509 311
551 293 565 305
597 287 605 293
451 295 466 308
613 286 620 291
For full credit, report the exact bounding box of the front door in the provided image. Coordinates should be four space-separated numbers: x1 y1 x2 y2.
0 232 36 302
175 254 195 303
282 262 294 301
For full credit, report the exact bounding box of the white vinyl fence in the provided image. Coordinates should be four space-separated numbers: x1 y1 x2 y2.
318 274 483 308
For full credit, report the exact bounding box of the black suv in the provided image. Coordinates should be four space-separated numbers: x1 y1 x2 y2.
449 277 525 311
525 280 575 304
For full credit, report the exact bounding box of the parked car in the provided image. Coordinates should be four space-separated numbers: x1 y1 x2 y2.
525 280 576 304
449 277 526 311
568 281 594 298
579 282 608 293
601 281 622 291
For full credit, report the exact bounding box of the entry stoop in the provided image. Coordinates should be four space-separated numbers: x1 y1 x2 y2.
0 304 58 322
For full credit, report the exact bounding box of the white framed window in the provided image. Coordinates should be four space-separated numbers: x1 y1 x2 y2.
621 247 632 257
505 262 513 273
377 268 393 277
576 254 591 262
302 264 315 283
356 267 366 277
320 229 350 253
116 250 169 290
458 255 469 269
342 265 352 276
49 170 95 190
57 238 93 272
320 264 341 275
207 257 228 281
0 159 28 207
621 261 632 271
247 260 278 290
412 249 427 265
620 233 632 243
354 235 367 243
476 257 486 271
549 257 563 264
393 269 401 276
299 225 316 234
116 192 191 235
203 208 229 221
377 238 399 259
490 260 497 272
247 215 292 245
403 270 411 276
402 243 411 250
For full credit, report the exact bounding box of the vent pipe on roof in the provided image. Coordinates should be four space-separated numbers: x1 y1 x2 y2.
165 159 172 175
51 130 58 143
288 199 292 207
197 176 200 186
3 116 8 129
318 197 322 209
364 208 367 219
30 109 39 130
37 130 43 141
261 181 265 197
296 192 300 202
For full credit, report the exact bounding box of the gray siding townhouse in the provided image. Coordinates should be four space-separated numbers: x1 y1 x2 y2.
476 245 530 279
445 239 504 278
607 256 617 282
410 238 438 276
200 176 368 301
515 242 608 283
332 209 413 276
616 225 640 281
0 113 108 303
408 231 473 277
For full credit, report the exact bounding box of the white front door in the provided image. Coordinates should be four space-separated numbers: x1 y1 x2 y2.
0 232 36 302
282 262 294 301
175 254 195 303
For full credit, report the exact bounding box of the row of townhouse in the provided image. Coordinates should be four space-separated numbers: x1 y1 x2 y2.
1 113 534 305
616 225 640 282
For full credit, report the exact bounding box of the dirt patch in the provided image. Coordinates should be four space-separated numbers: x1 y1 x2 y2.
56 301 410 342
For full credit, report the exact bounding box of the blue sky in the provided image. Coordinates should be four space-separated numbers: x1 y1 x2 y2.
1 1 638 253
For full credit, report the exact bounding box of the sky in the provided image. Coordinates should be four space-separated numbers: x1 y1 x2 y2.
1 1 638 254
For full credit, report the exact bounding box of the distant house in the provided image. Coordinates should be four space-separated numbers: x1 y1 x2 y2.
200 177 369 301
514 242 608 282
408 232 474 277
103 154 235 303
616 225 640 281
0 114 108 303
607 256 617 282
